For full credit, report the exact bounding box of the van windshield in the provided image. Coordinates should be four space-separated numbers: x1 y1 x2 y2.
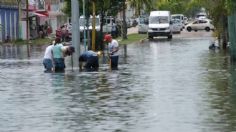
139 17 148 24
149 16 168 24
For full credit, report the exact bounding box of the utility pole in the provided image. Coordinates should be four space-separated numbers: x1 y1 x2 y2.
26 0 28 41
122 1 127 39
83 0 87 51
26 0 30 57
71 0 80 67
92 0 96 51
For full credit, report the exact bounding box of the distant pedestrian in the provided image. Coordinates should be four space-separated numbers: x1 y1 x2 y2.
79 50 99 72
111 22 117 38
104 34 119 70
61 25 67 42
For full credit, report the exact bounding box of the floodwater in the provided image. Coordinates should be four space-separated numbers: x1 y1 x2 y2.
1 33 236 132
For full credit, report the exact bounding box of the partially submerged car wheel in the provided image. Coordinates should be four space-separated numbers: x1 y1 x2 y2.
205 27 210 32
148 35 153 39
187 27 192 32
168 35 172 39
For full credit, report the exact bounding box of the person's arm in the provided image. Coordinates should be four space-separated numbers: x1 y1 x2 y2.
61 46 68 57
79 62 83 71
112 47 119 53
51 49 55 72
110 41 119 55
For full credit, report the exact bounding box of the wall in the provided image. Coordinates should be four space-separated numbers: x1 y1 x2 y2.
228 10 236 61
0 6 19 42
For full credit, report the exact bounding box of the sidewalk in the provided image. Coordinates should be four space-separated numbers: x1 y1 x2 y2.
127 26 138 35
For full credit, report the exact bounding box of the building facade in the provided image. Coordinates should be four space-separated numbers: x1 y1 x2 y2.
20 0 67 39
0 4 19 42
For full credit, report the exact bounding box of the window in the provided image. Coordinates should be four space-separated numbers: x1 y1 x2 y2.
149 16 168 24
199 20 207 23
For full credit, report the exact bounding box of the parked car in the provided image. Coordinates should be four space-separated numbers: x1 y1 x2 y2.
183 17 188 25
185 19 214 32
171 14 185 29
171 19 182 34
138 16 148 34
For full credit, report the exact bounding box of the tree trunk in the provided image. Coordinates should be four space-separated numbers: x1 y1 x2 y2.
99 10 105 51
222 15 228 50
122 1 127 40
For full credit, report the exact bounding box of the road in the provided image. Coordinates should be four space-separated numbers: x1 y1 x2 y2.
1 30 235 132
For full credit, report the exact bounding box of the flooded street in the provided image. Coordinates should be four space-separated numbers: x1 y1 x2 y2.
1 31 236 132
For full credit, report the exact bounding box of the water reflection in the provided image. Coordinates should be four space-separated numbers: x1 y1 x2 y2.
0 45 28 59
44 70 147 132
199 49 236 132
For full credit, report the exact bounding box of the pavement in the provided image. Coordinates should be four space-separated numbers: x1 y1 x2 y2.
127 26 138 34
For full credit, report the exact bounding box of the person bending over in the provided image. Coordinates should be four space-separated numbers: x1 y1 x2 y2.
79 50 99 71
52 37 75 72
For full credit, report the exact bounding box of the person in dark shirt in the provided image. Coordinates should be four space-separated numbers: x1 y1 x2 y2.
79 50 99 71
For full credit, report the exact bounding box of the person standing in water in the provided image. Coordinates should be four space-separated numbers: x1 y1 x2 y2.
103 34 119 70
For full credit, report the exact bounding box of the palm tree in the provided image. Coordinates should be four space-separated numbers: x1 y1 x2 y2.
128 0 154 16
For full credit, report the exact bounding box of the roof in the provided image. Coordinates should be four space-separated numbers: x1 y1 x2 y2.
150 11 170 16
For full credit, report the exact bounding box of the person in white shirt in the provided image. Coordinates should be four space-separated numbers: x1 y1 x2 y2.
104 34 119 70
43 41 54 72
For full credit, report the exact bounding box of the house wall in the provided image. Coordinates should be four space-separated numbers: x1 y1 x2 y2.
0 6 19 42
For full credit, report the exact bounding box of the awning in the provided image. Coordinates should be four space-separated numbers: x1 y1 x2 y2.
34 12 49 17
48 11 65 16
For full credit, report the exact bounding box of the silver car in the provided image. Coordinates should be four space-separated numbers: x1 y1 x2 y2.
186 19 215 32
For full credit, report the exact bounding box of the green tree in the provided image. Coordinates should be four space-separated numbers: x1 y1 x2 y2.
63 0 124 49
128 0 154 16
155 0 233 49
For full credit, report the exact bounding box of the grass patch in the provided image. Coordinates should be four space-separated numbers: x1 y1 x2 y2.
10 33 147 45
118 33 147 45
13 37 53 45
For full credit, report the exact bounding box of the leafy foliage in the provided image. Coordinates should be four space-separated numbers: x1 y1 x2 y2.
63 0 124 17
128 0 154 16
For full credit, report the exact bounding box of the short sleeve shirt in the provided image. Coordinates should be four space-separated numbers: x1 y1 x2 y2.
108 39 119 56
52 43 63 58
43 45 53 59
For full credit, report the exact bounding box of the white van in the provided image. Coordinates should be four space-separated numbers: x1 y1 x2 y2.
171 14 185 29
138 16 148 34
80 15 100 32
102 16 115 33
148 11 172 39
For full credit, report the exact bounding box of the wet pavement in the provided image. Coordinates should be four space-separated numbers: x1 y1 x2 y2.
1 31 236 132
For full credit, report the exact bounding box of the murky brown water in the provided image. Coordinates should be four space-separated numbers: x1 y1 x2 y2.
1 33 236 132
